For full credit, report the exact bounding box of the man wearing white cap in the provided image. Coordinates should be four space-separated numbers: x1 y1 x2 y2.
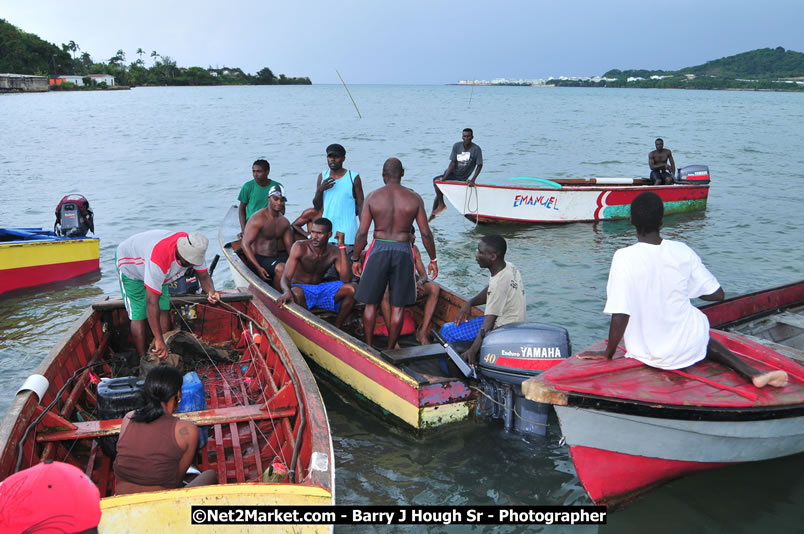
116 230 220 359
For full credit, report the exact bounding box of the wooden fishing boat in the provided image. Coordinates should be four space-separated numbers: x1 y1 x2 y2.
522 280 804 506
0 290 335 532
436 171 710 224
220 207 479 431
0 228 100 295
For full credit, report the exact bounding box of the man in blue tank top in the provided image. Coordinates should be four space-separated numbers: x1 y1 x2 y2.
313 144 364 266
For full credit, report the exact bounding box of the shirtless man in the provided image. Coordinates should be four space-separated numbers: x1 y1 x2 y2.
277 219 356 329
352 157 438 349
649 138 676 185
241 184 293 290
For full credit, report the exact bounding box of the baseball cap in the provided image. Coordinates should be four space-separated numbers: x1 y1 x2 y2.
176 232 209 267
326 143 346 157
0 460 102 532
268 184 287 200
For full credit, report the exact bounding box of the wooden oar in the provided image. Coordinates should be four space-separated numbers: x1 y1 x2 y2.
509 177 562 189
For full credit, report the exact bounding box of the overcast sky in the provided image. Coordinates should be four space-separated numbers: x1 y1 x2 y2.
3 0 803 84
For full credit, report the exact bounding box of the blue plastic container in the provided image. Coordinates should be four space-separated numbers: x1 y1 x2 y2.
175 371 208 449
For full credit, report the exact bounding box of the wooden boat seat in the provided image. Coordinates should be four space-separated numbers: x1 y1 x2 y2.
381 343 447 364
35 404 297 443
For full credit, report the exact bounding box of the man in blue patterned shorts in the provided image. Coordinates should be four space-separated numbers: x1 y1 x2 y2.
277 218 356 329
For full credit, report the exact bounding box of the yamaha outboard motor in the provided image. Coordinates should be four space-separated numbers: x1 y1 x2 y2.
476 322 570 436
675 164 710 184
54 194 95 237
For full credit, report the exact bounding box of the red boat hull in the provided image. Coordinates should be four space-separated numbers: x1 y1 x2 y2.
569 445 733 504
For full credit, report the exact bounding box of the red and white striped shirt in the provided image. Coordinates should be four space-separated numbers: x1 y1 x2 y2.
116 230 208 294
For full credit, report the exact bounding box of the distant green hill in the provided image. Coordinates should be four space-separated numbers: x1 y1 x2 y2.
603 47 804 81
680 47 804 79
0 19 73 75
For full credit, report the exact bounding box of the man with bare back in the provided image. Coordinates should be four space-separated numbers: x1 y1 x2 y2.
649 138 676 185
276 218 356 329
241 184 293 291
352 157 438 349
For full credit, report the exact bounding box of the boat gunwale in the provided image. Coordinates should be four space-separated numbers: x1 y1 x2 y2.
222 241 441 390
435 179 710 193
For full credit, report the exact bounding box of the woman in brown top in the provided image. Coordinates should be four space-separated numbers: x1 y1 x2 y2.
113 365 217 495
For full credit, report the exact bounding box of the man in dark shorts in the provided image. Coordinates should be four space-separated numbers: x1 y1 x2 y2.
429 128 483 221
649 138 676 185
352 157 438 349
277 218 356 329
241 184 293 290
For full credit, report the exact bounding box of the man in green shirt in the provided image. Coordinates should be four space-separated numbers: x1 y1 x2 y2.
238 159 284 236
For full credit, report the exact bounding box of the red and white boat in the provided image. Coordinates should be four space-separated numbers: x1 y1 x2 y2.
435 165 710 224
522 280 804 506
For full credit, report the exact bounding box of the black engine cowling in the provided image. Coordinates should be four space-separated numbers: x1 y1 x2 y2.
475 322 570 436
675 164 710 184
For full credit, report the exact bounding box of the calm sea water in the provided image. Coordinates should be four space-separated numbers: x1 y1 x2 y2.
2 85 803 532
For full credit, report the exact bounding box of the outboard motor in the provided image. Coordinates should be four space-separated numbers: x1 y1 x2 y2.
54 194 94 237
475 322 570 436
168 254 219 295
675 164 710 184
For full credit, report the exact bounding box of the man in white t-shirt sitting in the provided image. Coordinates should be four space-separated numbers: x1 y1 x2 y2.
440 235 526 365
585 192 787 388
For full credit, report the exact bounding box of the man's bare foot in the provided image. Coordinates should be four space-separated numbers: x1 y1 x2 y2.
428 203 446 222
752 370 789 388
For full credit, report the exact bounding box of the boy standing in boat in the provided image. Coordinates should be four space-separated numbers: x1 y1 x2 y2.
313 143 364 269
116 230 219 360
353 157 438 349
238 159 284 236
648 138 675 185
587 192 787 388
430 128 483 221
241 185 294 291
440 235 526 365
276 218 357 329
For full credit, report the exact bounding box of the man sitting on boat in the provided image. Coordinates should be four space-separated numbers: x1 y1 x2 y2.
352 157 438 349
586 191 788 388
429 128 483 221
440 235 526 365
276 218 357 329
648 138 675 185
114 365 218 495
237 159 284 237
116 230 219 360
241 184 294 291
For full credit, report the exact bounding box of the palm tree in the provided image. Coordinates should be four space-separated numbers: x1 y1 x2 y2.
67 40 80 61
150 50 160 66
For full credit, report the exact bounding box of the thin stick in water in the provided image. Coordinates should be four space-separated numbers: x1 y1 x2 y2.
469 81 474 106
336 69 362 119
